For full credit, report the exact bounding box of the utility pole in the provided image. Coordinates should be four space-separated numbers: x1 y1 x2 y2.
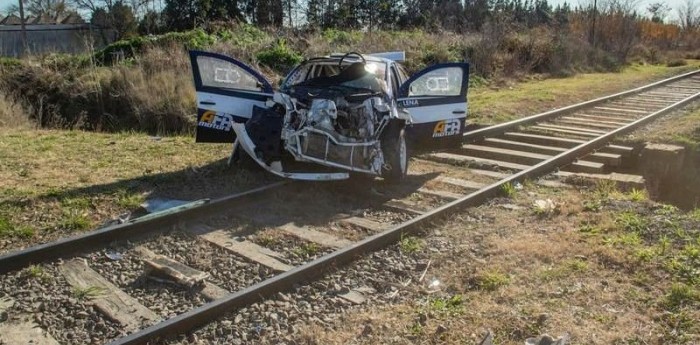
18 0 28 56
589 0 597 47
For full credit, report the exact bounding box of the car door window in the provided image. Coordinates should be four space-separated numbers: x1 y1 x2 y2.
390 66 401 98
196 55 263 91
407 67 463 97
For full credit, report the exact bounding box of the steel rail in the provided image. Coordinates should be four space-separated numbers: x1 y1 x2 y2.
109 81 700 345
464 69 700 143
0 181 289 274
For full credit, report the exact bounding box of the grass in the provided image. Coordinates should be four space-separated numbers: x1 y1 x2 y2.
426 295 464 315
500 182 517 198
474 269 510 291
664 283 700 310
615 211 648 233
0 215 35 239
71 285 106 300
292 242 321 257
399 234 422 254
468 63 699 125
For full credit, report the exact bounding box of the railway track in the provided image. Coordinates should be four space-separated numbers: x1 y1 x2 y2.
1 70 699 345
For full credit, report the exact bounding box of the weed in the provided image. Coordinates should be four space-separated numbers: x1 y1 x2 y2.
604 232 642 247
615 211 648 233
663 283 699 310
428 294 464 315
475 270 510 291
116 190 144 209
72 286 106 300
292 242 320 257
583 199 602 212
540 258 589 280
658 235 671 255
408 322 423 336
594 179 617 199
24 265 46 280
501 182 516 198
0 216 35 238
627 189 648 202
634 247 657 262
579 222 601 234
59 211 91 231
256 234 281 247
691 208 700 221
399 234 422 254
656 204 679 216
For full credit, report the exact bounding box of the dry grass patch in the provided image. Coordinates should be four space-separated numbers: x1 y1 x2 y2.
296 180 700 344
470 63 699 125
0 127 271 251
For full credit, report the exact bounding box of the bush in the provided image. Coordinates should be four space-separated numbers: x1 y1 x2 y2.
256 39 303 73
667 58 688 67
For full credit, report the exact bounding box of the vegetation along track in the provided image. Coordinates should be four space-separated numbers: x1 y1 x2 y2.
1 70 700 345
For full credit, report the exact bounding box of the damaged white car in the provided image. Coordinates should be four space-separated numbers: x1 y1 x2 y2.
189 51 470 181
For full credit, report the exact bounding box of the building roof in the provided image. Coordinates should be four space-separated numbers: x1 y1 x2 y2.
60 13 85 24
32 13 56 24
0 15 22 25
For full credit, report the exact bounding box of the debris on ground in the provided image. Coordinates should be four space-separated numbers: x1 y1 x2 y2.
525 333 570 345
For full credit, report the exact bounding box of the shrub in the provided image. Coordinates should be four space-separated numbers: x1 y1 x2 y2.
256 39 303 73
667 59 688 67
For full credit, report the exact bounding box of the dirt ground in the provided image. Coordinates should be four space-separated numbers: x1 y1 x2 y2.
295 181 700 344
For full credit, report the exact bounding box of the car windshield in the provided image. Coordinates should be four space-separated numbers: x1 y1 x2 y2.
281 59 387 92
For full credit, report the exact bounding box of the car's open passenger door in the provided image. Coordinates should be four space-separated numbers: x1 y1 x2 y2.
189 50 274 143
397 63 469 150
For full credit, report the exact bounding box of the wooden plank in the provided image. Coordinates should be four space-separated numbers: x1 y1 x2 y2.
599 103 649 111
428 152 530 170
561 159 604 174
582 110 639 119
435 176 487 190
555 171 645 188
482 138 621 166
527 125 600 138
502 132 633 156
60 259 159 331
417 187 464 200
0 318 60 345
278 223 352 249
194 230 293 272
133 246 229 301
594 106 648 114
564 115 630 125
338 217 387 232
463 141 605 173
555 118 621 130
625 97 673 104
466 168 510 179
383 199 425 215
462 144 550 165
534 123 607 135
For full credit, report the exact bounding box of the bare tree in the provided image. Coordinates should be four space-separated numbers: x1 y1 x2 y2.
647 2 670 23
678 0 699 29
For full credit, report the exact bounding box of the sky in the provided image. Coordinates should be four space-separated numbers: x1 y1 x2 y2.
0 0 689 21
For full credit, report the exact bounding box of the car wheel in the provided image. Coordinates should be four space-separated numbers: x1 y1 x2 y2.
381 123 408 182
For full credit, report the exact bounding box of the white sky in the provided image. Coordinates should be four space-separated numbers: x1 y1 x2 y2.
0 0 687 22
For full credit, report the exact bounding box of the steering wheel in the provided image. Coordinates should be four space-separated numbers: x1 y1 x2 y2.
338 52 366 70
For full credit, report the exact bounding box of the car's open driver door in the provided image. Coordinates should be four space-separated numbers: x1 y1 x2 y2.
397 63 469 150
189 50 274 143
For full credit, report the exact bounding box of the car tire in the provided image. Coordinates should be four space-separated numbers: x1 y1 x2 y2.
381 122 408 182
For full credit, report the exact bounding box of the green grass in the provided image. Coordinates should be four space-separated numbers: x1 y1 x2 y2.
399 234 422 254
500 182 517 198
58 210 91 231
627 189 649 202
72 286 106 300
615 211 648 233
0 215 35 239
116 189 145 209
475 270 511 291
292 242 321 257
664 283 699 310
427 294 464 315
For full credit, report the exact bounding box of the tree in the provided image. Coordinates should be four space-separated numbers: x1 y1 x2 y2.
647 2 669 23
678 0 699 29
90 1 136 40
6 0 72 18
